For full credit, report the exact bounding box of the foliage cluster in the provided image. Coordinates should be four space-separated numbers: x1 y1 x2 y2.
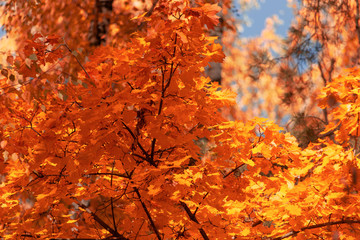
0 0 360 239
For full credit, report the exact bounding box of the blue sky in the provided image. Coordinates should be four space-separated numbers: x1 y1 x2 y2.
240 0 294 38
0 28 4 38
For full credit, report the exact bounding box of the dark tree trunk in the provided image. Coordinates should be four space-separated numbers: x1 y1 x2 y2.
88 0 114 46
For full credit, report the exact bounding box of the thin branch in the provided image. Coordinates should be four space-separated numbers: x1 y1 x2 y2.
55 165 67 183
18 113 42 137
317 59 335 125
26 125 42 137
179 201 198 223
132 153 148 161
193 192 209 216
122 121 149 159
122 121 158 167
133 187 162 240
86 172 131 178
222 163 246 178
127 82 134 90
150 138 156 165
179 201 210 240
328 58 335 83
76 204 129 240
158 35 178 115
110 197 117 232
144 0 159 18
137 0 160 30
273 219 360 240
134 220 145 240
318 61 327 87
110 160 117 232
62 40 93 82
50 238 103 240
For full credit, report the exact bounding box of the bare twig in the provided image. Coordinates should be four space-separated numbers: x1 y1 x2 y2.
62 40 93 81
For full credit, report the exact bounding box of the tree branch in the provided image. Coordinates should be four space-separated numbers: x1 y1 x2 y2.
133 187 162 240
158 34 178 116
50 238 102 240
62 41 93 82
137 0 160 30
179 201 210 240
318 122 341 138
122 121 158 167
122 122 150 158
222 163 246 178
193 192 209 216
110 161 117 232
273 219 360 240
150 138 157 165
86 172 131 179
77 204 129 240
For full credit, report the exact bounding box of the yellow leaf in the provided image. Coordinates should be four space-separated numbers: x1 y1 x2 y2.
66 219 78 224
240 228 250 236
252 142 265 154
193 172 203 181
131 12 147 21
285 205 302 216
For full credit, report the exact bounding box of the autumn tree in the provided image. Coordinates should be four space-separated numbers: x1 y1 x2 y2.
1 0 360 240
0 0 235 239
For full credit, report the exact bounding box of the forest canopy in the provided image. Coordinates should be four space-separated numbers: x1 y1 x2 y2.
0 0 360 239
